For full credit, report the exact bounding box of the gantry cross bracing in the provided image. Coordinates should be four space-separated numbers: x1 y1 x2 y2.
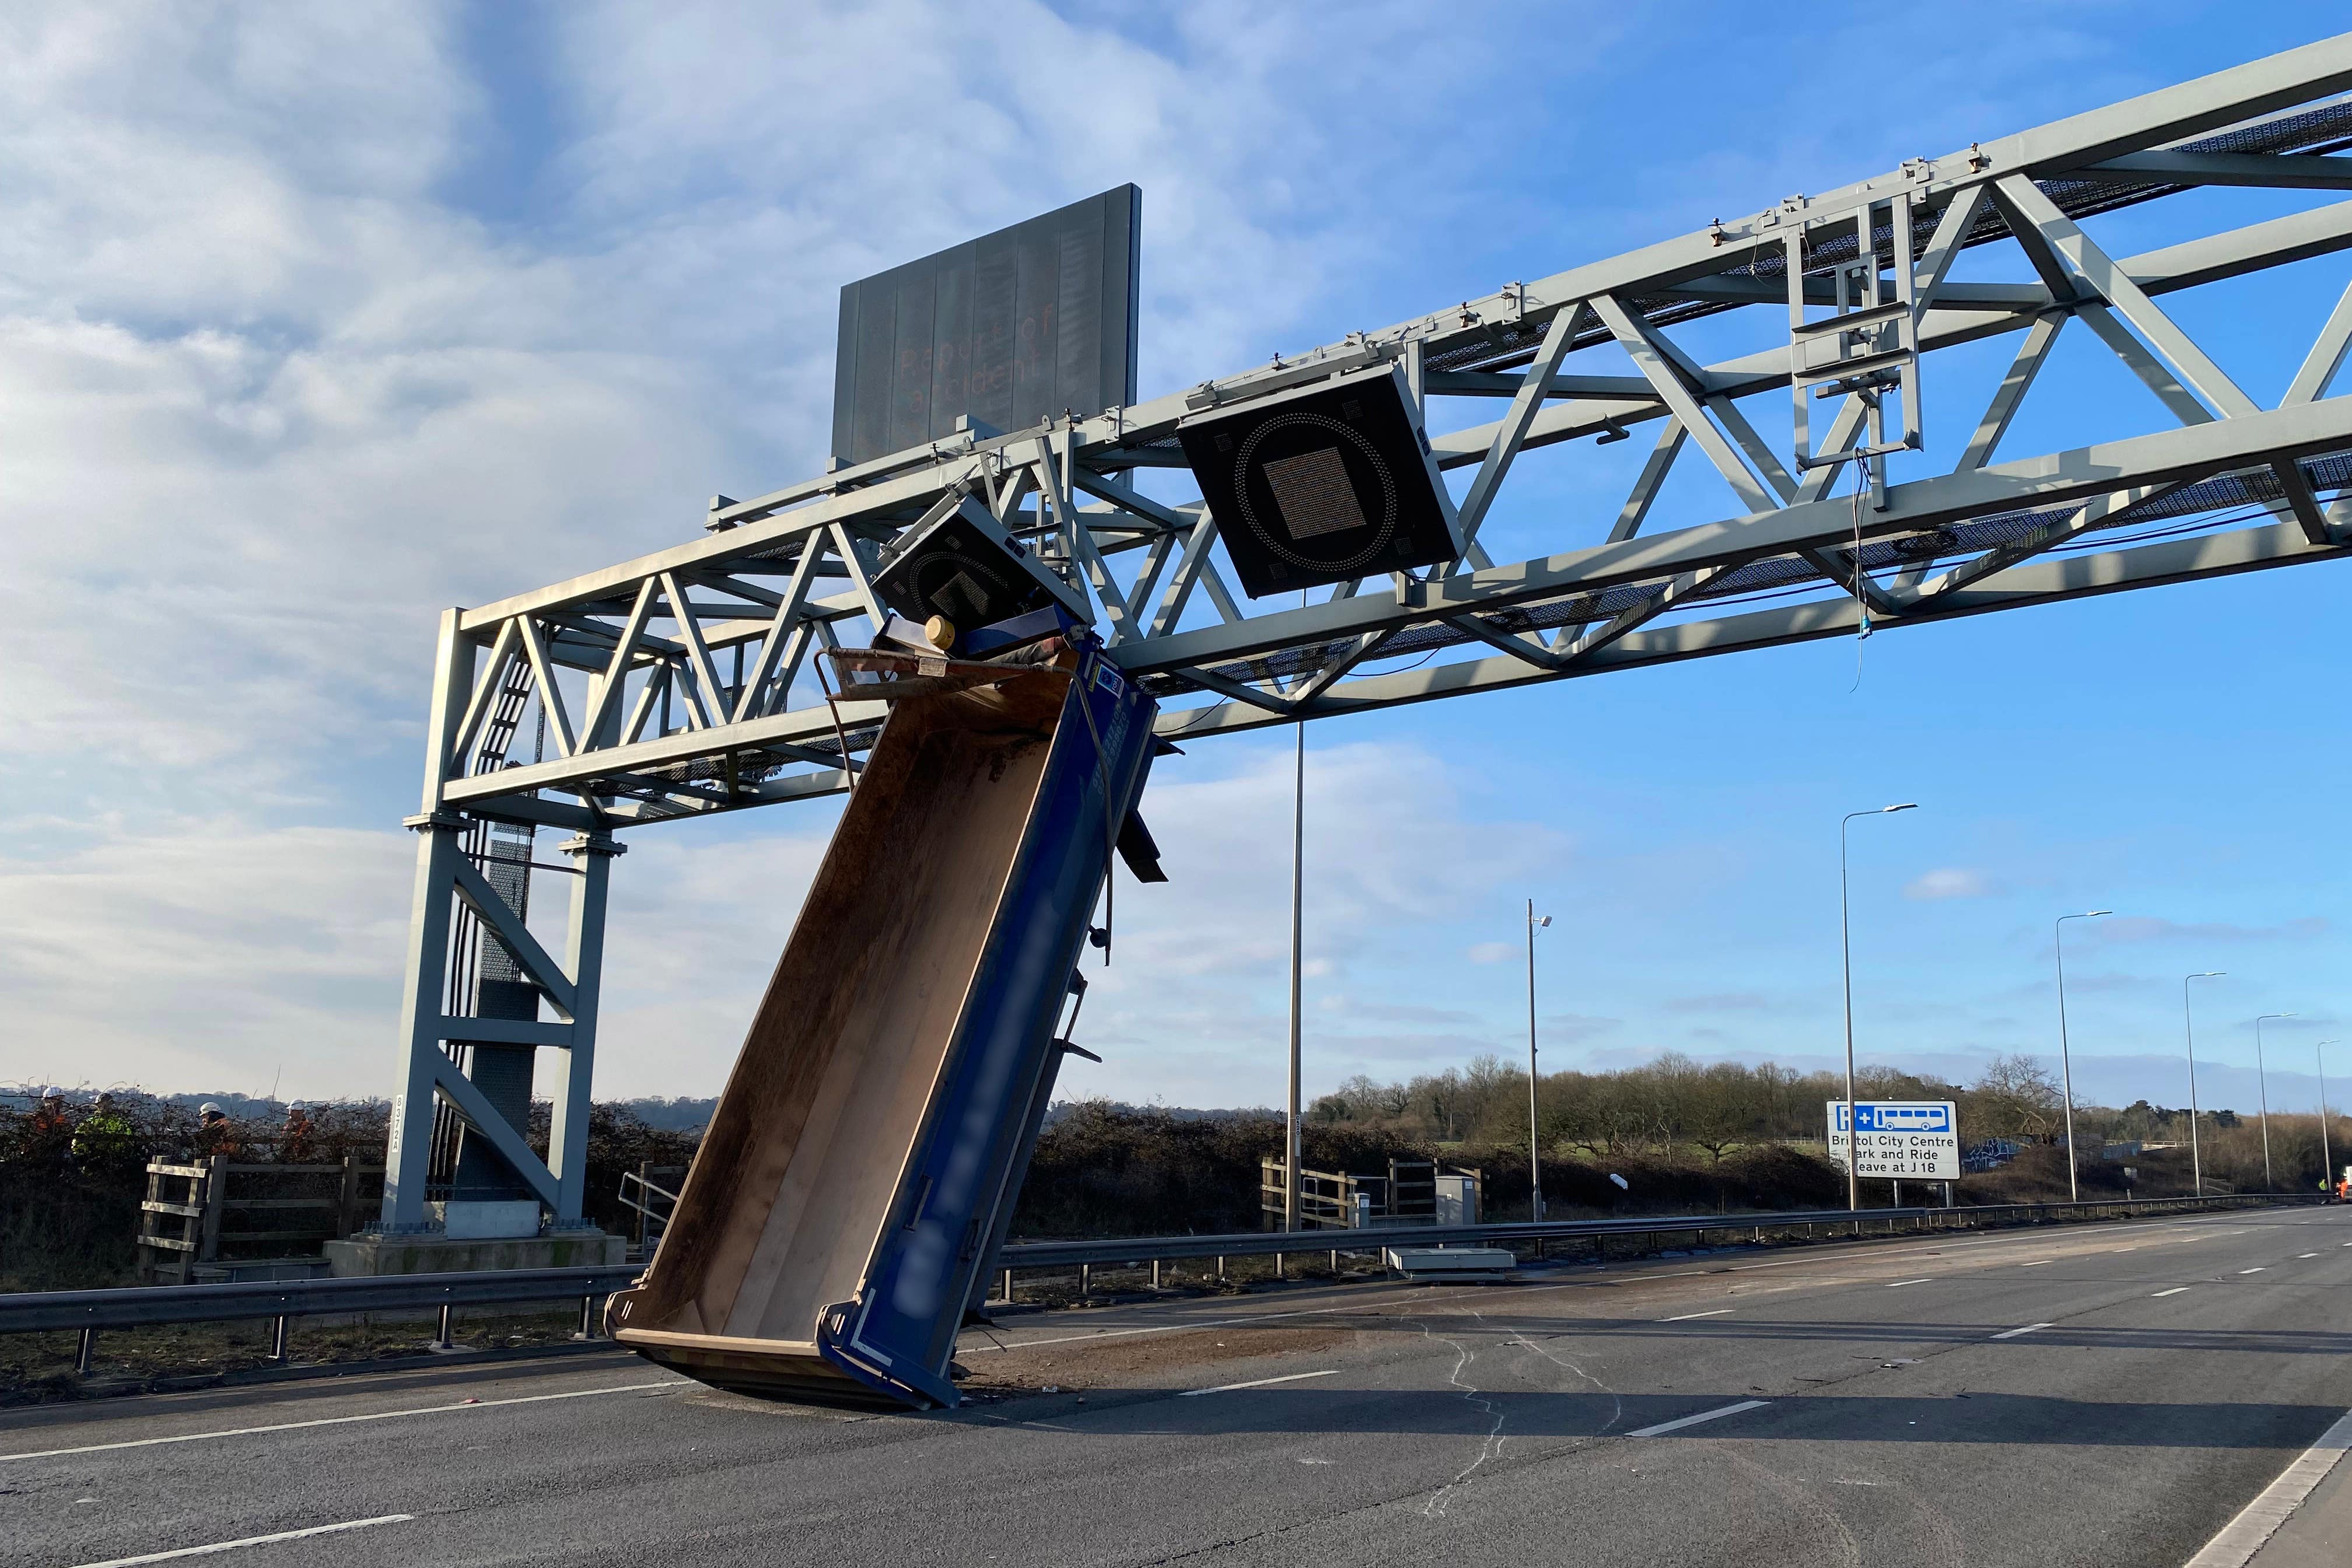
383 36 2352 1228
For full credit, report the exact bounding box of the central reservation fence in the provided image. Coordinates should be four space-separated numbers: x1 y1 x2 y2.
0 1192 2318 1377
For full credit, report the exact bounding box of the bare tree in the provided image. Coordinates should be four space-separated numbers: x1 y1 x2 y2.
1969 1053 2064 1139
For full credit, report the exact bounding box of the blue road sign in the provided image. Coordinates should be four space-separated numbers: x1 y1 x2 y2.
1829 1101 1955 1134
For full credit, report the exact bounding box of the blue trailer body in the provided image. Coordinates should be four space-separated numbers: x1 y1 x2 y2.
822 654 1153 1404
610 647 1156 1409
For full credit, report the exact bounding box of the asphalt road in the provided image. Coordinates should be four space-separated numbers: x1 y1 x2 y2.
5 1206 2350 1567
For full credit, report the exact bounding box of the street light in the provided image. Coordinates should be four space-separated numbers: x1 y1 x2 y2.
2183 973 2223 1196
1527 902 1552 1221
2256 1013 2295 1191
1283 622 1306 1234
2318 1041 2339 1197
2053 910 2112 1202
1840 803 1918 1213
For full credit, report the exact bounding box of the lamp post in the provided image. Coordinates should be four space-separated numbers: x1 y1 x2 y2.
2318 1041 2338 1196
2052 910 2111 1201
1527 901 1552 1221
1284 708 1305 1233
1839 803 1918 1213
2183 973 2223 1196
2255 1013 2295 1191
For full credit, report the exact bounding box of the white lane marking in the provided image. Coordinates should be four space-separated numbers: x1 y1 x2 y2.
2020 1259 2053 1268
2153 1287 2192 1297
1176 1370 1339 1397
0 1381 684 1464
69 1514 414 1567
1885 1278 1934 1288
1663 1309 1735 1321
2298 1252 2319 1258
1991 1323 2053 1340
975 1320 1228 1353
2241 1268 2267 1275
2183 1407 2352 1568
1629 1399 1770 1438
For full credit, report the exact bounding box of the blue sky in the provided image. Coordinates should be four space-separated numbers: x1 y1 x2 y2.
1 3 2346 1126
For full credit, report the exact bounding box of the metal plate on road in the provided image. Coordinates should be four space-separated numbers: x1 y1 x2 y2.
1826 1100 1960 1181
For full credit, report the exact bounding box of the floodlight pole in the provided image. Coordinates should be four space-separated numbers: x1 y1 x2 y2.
1839 804 1917 1213
2256 1013 2294 1191
2183 973 2222 1197
1527 901 1550 1221
2053 910 2110 1202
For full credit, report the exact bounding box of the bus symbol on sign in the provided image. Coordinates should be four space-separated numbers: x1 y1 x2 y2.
1826 1100 1961 1181
1845 1103 1952 1134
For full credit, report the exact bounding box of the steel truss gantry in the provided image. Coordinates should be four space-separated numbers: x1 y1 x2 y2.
382 37 2352 1230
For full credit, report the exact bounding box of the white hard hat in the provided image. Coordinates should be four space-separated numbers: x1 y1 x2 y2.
200 1102 225 1116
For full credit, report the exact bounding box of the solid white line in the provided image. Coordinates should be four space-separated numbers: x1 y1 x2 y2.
2153 1287 2192 1297
1663 1309 1735 1321
0 1380 683 1464
1991 1323 2053 1340
1175 1369 1339 1397
2183 1408 2352 1568
69 1514 414 1567
2241 1268 2267 1275
1885 1278 1934 1288
1629 1399 1770 1438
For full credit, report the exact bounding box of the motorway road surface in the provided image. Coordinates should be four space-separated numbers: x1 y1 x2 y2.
5 1206 2351 1567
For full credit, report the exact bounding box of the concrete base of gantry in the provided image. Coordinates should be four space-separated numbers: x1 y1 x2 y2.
323 1229 626 1276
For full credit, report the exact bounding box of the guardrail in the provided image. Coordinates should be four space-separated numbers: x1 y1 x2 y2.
0 1192 2316 1376
2 1265 642 1376
989 1191 2320 1297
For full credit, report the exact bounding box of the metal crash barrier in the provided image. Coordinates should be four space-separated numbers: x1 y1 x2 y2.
1 1194 2312 1376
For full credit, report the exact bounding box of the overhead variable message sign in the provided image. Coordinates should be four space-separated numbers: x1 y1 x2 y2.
832 185 1142 468
1825 1101 1961 1181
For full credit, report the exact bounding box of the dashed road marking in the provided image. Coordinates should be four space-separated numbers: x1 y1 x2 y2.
1177 1370 1338 1397
1662 1309 1735 1321
2153 1287 2192 1297
0 1381 683 1464
2241 1268 2267 1275
1992 1323 2053 1340
69 1514 414 1567
1629 1399 1770 1438
1885 1279 1935 1288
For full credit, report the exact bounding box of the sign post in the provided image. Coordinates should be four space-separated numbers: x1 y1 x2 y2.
1826 1101 1961 1194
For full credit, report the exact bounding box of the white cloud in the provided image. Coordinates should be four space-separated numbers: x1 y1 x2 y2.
1466 941 1517 965
8 5 2326 1116
1904 867 1996 901
0 818 412 1096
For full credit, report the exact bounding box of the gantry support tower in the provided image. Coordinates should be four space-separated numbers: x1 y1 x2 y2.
382 37 2352 1231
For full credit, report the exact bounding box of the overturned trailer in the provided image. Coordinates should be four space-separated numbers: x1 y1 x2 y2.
608 640 1158 1409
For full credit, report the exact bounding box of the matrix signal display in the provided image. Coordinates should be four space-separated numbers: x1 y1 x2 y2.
1177 363 1461 598
832 186 1142 468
